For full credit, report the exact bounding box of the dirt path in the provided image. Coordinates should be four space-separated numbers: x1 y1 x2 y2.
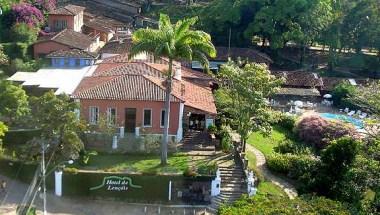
246 144 298 199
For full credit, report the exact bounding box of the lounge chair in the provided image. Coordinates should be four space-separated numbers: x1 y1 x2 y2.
356 110 362 115
347 111 355 116
344 108 349 113
359 113 367 119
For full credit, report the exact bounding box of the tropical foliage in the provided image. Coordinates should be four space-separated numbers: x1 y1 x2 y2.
27 91 84 161
348 81 380 116
130 14 216 164
218 195 350 215
0 81 30 126
215 61 283 151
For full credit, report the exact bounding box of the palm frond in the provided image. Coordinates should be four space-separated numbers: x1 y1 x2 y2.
159 14 172 30
174 16 198 39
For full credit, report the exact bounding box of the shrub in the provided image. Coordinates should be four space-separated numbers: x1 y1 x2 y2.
1 43 29 60
267 152 319 181
197 162 218 175
219 125 233 153
332 81 357 108
296 115 357 149
183 166 197 177
288 155 319 180
79 150 98 166
267 153 296 174
274 139 311 155
278 114 296 131
207 124 217 134
10 23 38 44
0 122 8 154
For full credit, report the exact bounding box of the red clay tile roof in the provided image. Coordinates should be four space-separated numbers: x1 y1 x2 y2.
272 70 323 88
214 47 273 64
35 29 94 50
95 63 165 78
73 54 217 114
73 75 181 102
46 49 98 59
98 39 132 54
145 76 217 115
49 4 85 16
321 77 376 91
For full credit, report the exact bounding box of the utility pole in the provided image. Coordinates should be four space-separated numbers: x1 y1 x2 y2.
41 142 47 215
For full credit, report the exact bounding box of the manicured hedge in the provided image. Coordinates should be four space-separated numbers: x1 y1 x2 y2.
3 129 41 146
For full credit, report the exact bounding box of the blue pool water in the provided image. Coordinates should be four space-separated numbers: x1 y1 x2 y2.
319 113 364 128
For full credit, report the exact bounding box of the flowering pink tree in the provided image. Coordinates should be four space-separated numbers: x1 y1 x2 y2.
296 115 358 149
33 0 57 13
11 3 44 27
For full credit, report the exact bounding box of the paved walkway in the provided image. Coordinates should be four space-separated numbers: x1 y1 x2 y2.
0 174 213 215
246 144 298 199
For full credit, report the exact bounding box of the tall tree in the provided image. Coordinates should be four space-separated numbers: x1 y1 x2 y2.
129 14 216 165
215 61 283 151
0 81 29 126
30 91 84 161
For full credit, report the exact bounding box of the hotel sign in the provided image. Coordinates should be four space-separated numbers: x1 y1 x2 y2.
90 176 142 191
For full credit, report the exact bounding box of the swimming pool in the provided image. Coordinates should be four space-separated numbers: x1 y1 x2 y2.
319 113 364 128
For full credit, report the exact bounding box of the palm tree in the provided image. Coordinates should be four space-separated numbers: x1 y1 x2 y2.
129 14 216 165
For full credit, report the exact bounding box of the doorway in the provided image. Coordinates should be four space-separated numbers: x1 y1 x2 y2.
125 108 136 133
189 114 206 131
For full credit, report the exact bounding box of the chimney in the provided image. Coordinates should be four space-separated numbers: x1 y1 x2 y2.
174 64 182 81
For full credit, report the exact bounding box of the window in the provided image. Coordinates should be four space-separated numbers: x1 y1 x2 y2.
160 109 166 128
54 20 67 31
107 108 116 125
52 58 60 67
143 109 152 127
89 106 99 125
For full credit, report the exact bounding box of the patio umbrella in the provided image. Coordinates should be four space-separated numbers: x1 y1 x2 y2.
323 94 332 99
294 101 303 107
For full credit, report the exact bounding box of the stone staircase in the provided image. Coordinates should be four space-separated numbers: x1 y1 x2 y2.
209 155 246 211
178 130 215 152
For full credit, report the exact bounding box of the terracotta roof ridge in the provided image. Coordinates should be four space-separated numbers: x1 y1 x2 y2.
63 7 75 15
51 29 67 40
142 75 183 101
74 75 122 97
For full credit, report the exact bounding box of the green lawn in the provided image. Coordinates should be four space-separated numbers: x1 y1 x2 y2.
246 149 287 198
77 153 190 174
247 126 293 157
257 181 287 197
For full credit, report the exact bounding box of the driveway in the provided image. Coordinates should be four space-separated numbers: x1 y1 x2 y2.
0 174 213 215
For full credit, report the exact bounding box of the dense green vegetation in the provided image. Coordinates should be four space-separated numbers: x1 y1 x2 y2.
219 194 350 215
147 0 380 74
